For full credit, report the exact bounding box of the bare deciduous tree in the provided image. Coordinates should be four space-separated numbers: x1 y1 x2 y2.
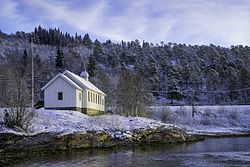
117 69 154 117
3 69 36 131
94 68 117 111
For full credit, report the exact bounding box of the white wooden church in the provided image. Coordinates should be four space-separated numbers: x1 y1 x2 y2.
41 70 106 115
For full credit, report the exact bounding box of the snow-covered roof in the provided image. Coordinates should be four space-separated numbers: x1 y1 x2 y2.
41 73 83 91
63 70 106 95
42 70 105 95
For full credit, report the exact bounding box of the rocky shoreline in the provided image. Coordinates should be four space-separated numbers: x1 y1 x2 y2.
0 126 204 166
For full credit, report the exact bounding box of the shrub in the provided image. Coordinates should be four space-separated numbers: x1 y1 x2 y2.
175 106 187 117
217 106 226 114
160 107 172 122
203 108 212 117
200 118 211 126
3 69 36 132
229 109 239 120
4 108 36 131
229 109 239 126
200 108 213 126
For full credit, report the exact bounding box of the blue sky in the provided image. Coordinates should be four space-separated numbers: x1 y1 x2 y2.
0 0 250 46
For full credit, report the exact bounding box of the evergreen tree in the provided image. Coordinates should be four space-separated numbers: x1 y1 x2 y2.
239 67 250 87
83 33 92 48
120 51 129 66
225 66 238 102
239 67 250 103
148 56 159 93
22 48 28 67
34 53 42 70
167 65 183 104
55 46 64 70
92 40 103 62
3 26 250 105
34 53 41 64
167 78 182 104
87 54 96 77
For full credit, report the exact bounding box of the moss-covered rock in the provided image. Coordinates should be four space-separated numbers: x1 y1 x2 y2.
0 126 204 166
132 126 198 144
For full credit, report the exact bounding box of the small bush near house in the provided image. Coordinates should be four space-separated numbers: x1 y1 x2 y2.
3 69 36 132
4 108 36 131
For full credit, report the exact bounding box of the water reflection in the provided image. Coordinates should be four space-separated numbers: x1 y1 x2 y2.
16 137 250 167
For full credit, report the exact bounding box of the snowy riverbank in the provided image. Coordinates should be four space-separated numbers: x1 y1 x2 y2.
0 108 177 137
151 105 250 136
0 108 201 149
1 106 250 136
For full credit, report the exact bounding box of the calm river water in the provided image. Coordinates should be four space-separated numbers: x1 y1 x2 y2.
16 137 250 167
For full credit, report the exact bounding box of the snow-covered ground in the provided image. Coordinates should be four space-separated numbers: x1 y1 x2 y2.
0 105 250 136
151 105 250 135
0 108 171 136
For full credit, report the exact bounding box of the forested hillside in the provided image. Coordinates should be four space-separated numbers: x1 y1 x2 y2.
0 26 250 106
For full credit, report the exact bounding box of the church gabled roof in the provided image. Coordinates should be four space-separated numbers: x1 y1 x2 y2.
41 73 82 91
63 70 106 96
42 70 106 96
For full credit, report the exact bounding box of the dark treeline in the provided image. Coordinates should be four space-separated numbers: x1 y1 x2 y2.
30 25 92 47
0 26 250 106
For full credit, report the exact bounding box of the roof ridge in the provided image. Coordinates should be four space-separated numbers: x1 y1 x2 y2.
63 70 106 95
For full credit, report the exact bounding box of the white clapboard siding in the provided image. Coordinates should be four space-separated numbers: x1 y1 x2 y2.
44 77 78 108
86 90 105 111
76 89 83 108
43 70 105 112
82 89 88 108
